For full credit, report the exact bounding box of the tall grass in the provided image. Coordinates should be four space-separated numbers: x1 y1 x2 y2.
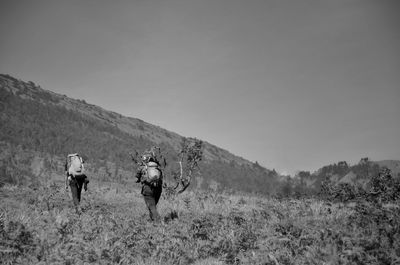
1 178 399 265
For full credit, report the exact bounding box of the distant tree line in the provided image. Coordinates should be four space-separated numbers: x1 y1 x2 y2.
321 168 400 203
275 158 396 199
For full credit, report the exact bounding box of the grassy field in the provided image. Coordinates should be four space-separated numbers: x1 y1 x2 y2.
1 178 399 265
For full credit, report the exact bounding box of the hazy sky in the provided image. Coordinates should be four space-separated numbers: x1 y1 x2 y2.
1 0 399 175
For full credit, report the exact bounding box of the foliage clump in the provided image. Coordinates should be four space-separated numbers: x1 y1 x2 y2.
367 168 400 203
320 168 400 204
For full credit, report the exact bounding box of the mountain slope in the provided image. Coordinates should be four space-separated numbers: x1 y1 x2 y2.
0 74 279 194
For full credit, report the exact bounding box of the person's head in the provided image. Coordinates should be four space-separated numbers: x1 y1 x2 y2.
68 153 78 162
142 154 150 162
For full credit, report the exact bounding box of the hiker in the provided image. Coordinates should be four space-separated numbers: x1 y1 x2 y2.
64 153 89 212
135 151 163 222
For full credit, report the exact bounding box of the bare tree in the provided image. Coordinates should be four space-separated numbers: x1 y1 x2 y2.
174 138 203 193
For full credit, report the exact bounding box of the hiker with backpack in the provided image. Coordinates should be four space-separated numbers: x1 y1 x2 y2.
135 150 163 222
65 153 89 212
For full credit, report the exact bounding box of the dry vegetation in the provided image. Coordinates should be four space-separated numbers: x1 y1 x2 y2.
1 175 399 265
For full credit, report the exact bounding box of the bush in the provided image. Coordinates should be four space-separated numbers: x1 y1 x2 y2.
320 168 400 204
368 168 400 203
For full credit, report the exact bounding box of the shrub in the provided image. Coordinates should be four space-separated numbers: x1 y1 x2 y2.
320 168 400 204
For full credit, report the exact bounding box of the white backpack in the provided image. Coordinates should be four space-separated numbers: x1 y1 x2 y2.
68 154 85 177
145 161 162 183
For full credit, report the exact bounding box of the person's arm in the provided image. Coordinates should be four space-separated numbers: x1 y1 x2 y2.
64 157 69 190
135 169 143 183
83 175 89 191
65 174 69 190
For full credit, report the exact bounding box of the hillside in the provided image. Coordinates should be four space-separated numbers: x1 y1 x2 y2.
0 74 280 194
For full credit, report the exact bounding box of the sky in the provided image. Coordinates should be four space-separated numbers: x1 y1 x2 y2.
1 0 399 175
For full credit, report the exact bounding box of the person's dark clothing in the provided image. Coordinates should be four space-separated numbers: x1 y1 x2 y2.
137 165 163 222
69 175 89 206
142 183 162 222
